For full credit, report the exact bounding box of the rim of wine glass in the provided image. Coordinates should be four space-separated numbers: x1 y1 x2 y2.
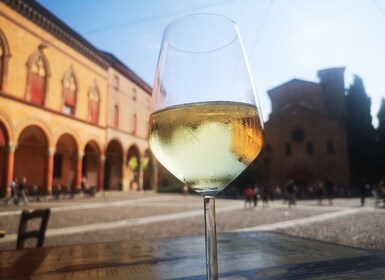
162 13 240 53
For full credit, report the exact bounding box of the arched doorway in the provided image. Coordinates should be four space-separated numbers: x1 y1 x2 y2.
0 122 9 194
54 133 77 188
288 168 314 197
104 140 123 190
15 125 48 191
82 141 100 189
127 145 140 191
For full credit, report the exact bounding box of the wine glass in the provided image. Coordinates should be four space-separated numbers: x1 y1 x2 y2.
149 13 264 279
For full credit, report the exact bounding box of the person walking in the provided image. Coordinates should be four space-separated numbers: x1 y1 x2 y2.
4 178 18 205
18 177 29 206
286 179 297 208
358 176 368 207
244 186 254 209
324 178 334 206
253 185 260 208
315 180 324 206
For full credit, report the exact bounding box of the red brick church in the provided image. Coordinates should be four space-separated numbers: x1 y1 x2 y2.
259 67 350 194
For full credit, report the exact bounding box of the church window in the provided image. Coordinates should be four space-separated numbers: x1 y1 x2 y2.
265 144 272 152
307 142 313 155
292 129 305 143
285 142 291 156
327 140 334 154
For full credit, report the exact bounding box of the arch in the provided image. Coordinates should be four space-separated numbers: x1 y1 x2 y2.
0 111 15 143
0 28 11 91
104 139 123 190
62 66 78 116
287 160 316 196
14 118 53 148
53 133 78 188
14 125 49 191
25 49 50 105
52 127 80 151
81 136 103 156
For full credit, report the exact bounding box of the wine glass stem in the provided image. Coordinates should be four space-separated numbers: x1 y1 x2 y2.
204 195 218 280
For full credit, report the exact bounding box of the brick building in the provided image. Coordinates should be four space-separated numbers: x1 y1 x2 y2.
259 68 350 193
0 0 156 196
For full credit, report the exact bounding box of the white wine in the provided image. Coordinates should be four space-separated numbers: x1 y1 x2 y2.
149 101 264 196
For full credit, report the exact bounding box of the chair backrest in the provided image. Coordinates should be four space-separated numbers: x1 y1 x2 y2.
16 208 51 249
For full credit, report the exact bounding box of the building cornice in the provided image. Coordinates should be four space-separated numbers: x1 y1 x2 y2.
101 52 152 95
1 0 109 70
0 91 106 129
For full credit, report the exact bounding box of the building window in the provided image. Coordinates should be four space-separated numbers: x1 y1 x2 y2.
265 144 272 152
62 68 77 116
292 129 305 143
89 81 100 124
0 46 3 85
327 140 334 154
113 75 119 90
285 142 291 156
27 51 49 105
132 113 137 135
307 142 313 155
53 154 63 178
263 158 271 165
113 104 119 128
0 29 10 91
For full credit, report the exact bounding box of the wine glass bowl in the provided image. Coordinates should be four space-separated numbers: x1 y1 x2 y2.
149 13 263 279
149 101 263 196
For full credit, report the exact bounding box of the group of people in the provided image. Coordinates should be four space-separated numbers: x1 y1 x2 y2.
243 176 385 208
3 177 29 205
313 178 335 206
244 178 336 209
244 185 270 209
363 176 385 207
373 178 385 207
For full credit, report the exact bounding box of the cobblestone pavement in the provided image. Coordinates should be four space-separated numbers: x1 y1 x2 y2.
0 191 384 252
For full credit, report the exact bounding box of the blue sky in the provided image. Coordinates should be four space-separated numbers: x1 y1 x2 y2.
37 0 385 126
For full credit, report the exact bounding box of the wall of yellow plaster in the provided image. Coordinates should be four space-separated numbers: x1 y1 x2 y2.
0 4 108 126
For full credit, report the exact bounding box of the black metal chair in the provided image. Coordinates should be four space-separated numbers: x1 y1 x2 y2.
16 208 51 249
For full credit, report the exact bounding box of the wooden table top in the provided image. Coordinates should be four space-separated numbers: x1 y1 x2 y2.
1 231 384 279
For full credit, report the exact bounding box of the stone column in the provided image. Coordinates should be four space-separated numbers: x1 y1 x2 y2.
139 156 150 192
98 155 105 192
4 143 16 196
74 152 84 191
45 147 55 194
122 156 129 191
138 165 144 192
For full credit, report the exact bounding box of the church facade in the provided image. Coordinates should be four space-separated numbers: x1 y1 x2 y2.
259 68 350 193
